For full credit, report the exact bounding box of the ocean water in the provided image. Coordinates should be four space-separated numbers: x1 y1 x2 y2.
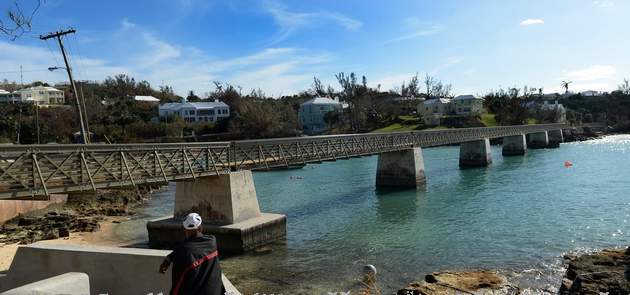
113 135 630 294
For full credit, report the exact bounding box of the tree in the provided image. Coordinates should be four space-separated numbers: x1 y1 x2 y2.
1 0 43 40
186 90 201 102
618 78 630 95
311 77 326 97
561 81 572 94
323 111 340 131
424 74 435 98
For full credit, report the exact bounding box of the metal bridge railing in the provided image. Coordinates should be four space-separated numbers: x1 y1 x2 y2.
0 123 566 198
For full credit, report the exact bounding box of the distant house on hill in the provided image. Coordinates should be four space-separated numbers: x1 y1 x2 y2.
418 98 452 125
0 89 19 103
452 95 484 116
10 86 65 106
299 96 343 135
417 95 484 125
159 98 230 123
580 90 606 97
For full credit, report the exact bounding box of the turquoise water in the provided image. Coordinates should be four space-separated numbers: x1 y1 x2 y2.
115 135 630 294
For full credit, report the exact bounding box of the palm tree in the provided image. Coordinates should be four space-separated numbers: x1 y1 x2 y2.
561 81 572 94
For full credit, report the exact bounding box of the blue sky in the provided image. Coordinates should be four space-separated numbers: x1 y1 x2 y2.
1 0 628 96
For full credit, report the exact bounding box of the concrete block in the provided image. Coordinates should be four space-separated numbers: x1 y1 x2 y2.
459 138 492 167
147 213 287 253
375 147 426 188
1 272 89 295
174 171 261 225
0 243 241 295
547 129 564 148
528 131 549 149
502 134 527 156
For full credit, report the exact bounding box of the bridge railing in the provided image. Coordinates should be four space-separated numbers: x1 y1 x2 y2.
0 123 566 198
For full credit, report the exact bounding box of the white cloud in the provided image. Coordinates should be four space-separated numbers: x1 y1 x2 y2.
519 19 545 26
565 65 616 82
120 18 136 31
0 19 333 97
430 56 463 75
594 0 615 7
263 0 362 44
385 17 440 44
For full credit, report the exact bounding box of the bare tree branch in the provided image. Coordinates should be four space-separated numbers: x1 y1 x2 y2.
0 0 43 40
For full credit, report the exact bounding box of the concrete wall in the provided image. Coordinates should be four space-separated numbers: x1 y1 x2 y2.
547 129 564 148
502 134 527 156
1 272 89 295
528 131 549 149
376 147 426 188
0 194 66 223
174 171 261 225
459 139 492 167
0 243 240 295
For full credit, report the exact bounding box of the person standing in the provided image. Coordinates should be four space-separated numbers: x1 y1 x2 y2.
159 212 224 295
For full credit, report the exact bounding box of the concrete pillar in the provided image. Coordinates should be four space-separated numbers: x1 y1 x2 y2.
173 171 261 225
459 138 492 167
547 129 564 148
147 171 286 253
502 134 527 156
528 131 549 149
376 147 425 188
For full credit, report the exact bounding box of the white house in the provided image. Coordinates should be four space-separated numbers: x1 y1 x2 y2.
298 96 343 135
418 98 452 125
13 86 65 105
0 89 19 103
451 95 484 116
580 90 606 97
159 98 230 123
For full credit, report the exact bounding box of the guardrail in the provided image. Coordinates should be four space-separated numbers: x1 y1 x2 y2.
0 123 566 198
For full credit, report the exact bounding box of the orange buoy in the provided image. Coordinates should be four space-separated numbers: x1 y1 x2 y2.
564 161 573 167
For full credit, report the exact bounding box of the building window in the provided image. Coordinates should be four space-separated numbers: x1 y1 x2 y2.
189 110 195 115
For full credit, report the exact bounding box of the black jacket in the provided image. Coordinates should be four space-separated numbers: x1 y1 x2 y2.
167 235 223 295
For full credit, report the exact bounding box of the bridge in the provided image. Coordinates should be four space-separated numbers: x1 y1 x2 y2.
0 123 570 252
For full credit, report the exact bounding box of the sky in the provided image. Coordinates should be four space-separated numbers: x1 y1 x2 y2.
0 0 628 97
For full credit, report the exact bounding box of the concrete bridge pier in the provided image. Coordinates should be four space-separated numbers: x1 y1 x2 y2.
547 129 564 148
528 131 549 149
459 138 492 167
375 147 426 188
147 171 286 253
502 134 527 156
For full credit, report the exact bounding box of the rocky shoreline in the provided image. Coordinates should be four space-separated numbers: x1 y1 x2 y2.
0 187 158 245
397 247 630 295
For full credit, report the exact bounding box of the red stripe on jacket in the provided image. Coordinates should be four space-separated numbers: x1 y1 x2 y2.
172 250 219 295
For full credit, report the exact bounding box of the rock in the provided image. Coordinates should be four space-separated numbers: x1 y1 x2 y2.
398 270 513 295
58 227 70 238
42 230 59 240
253 246 273 255
559 248 630 294
17 216 38 226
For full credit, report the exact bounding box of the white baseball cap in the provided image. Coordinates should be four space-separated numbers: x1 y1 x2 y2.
182 213 202 230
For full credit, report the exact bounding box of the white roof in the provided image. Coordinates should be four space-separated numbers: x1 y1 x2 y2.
134 95 160 102
0 89 10 94
301 96 340 105
17 86 63 92
424 98 451 105
160 100 229 111
453 94 482 100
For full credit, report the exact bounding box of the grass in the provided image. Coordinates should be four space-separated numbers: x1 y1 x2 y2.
372 123 421 133
481 113 497 127
526 118 539 125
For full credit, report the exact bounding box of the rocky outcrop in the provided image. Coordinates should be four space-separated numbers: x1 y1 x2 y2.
559 247 630 294
398 270 518 295
0 187 157 244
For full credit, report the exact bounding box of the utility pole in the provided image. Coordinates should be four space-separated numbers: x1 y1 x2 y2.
19 65 23 85
40 28 88 144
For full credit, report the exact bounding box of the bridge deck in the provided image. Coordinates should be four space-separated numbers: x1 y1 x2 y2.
0 124 567 198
